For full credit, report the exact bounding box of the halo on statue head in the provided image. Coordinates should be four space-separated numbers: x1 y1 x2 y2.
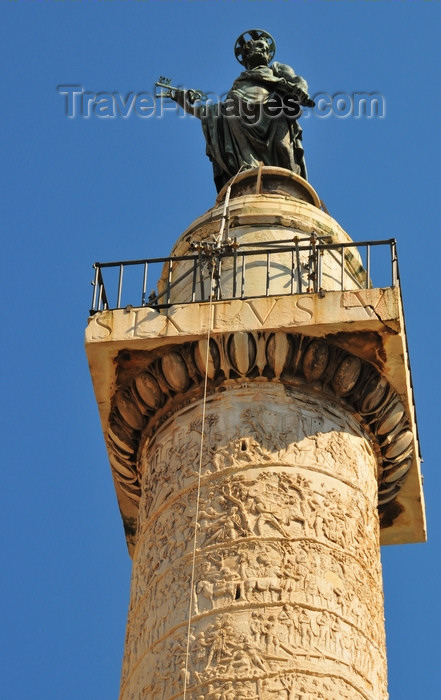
234 29 276 66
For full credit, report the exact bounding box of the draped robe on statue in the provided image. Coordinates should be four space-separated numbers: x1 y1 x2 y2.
200 63 309 192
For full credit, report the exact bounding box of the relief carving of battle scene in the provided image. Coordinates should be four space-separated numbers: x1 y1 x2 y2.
139 386 378 523
119 387 387 699
122 598 385 699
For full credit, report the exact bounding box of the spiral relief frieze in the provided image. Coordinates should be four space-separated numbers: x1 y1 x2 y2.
120 385 387 699
107 331 413 521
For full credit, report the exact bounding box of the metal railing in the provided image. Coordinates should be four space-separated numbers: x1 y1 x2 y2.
89 237 399 315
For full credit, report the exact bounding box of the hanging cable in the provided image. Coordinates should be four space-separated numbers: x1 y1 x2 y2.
182 260 215 699
217 163 247 244
182 163 248 698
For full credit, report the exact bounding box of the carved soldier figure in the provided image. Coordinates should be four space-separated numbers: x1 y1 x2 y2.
205 619 228 668
222 681 236 700
250 610 264 646
294 547 309 592
222 482 253 534
297 607 313 648
195 563 217 613
329 616 343 656
306 493 325 539
193 630 208 669
237 635 268 673
206 684 222 700
253 493 290 537
278 604 296 646
227 647 254 677
316 610 331 651
198 505 221 534
263 615 280 655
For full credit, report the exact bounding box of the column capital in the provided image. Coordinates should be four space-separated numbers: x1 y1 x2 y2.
86 293 424 553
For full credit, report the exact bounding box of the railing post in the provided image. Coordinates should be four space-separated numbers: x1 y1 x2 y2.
366 244 371 289
317 248 323 293
295 239 302 293
192 257 198 303
117 264 124 309
141 262 148 306
197 251 205 300
97 268 109 310
91 264 99 313
309 232 318 293
391 239 398 287
213 256 222 301
266 252 270 296
167 259 173 304
290 249 295 295
340 247 345 291
313 234 318 293
98 281 103 311
232 246 238 298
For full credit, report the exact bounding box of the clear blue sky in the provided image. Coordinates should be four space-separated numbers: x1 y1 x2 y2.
1 1 440 699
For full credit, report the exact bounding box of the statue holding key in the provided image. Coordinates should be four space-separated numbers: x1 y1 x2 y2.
156 29 314 193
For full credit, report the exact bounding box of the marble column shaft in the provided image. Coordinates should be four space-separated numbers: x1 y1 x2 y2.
120 383 387 700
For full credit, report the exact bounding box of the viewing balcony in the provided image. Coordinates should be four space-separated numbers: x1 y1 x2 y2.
89 237 399 315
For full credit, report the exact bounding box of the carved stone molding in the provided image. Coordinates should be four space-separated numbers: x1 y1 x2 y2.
107 331 413 540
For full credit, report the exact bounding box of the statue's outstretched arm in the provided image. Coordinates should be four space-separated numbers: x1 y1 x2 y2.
155 79 206 118
170 89 206 119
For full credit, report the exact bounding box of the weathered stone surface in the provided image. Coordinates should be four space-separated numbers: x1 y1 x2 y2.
194 339 220 380
119 385 387 700
135 372 163 409
156 184 365 305
161 352 189 392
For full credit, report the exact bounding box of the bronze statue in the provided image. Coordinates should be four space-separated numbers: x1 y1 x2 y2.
156 30 314 192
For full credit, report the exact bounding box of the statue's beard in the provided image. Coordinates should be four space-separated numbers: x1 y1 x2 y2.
245 51 269 68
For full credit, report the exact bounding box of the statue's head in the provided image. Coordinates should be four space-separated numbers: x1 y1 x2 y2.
234 29 276 69
242 37 271 68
